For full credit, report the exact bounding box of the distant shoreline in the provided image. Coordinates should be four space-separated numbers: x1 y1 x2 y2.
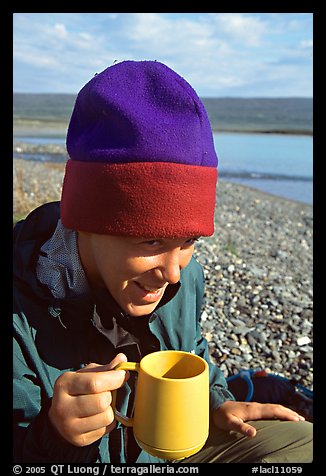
13 120 313 138
212 128 312 136
14 94 313 138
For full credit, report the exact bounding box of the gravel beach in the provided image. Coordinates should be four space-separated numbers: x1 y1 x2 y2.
195 181 313 390
13 158 313 390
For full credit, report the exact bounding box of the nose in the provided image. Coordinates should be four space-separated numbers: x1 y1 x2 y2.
159 249 182 285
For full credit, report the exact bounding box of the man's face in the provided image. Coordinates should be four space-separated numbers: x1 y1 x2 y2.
78 233 197 317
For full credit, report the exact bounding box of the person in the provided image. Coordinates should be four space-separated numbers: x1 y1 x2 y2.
13 60 313 464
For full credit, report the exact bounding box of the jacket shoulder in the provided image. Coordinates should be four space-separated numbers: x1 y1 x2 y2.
181 255 205 287
13 202 61 244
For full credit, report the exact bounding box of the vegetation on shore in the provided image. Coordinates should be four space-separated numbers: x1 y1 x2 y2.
13 159 65 224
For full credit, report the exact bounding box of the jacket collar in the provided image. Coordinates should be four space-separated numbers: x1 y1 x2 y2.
50 281 180 331
14 202 181 334
14 202 62 301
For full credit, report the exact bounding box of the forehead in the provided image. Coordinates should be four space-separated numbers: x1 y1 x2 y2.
91 234 195 247
113 236 194 245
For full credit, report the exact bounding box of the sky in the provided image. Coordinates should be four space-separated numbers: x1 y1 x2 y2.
13 13 313 97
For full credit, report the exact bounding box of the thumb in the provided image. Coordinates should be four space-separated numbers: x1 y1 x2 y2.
107 353 128 370
76 354 128 376
227 415 257 438
77 354 128 372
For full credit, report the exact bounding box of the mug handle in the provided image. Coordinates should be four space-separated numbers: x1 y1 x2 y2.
111 362 140 427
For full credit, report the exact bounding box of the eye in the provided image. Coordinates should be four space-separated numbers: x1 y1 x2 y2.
138 237 200 249
183 237 200 247
141 240 161 246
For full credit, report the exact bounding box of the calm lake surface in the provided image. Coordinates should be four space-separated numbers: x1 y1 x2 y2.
213 132 312 204
13 131 313 205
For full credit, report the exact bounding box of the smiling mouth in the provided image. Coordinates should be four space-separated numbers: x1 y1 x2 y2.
132 281 169 304
134 282 165 294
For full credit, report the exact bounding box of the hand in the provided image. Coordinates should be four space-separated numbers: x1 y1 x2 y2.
49 353 128 447
212 400 305 438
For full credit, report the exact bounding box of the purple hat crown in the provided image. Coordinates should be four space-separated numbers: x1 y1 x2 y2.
66 60 218 168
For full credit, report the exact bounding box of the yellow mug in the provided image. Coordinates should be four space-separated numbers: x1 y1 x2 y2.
113 350 209 460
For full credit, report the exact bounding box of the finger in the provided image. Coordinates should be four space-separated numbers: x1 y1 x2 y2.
235 402 305 423
61 368 128 396
72 420 117 447
104 419 117 435
72 391 113 418
267 404 305 421
107 353 128 370
226 415 257 438
77 353 128 374
77 362 103 371
72 406 115 435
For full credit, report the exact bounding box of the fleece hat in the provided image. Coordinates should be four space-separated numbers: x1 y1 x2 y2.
61 60 218 238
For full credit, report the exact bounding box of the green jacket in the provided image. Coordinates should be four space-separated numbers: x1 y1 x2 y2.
13 202 235 463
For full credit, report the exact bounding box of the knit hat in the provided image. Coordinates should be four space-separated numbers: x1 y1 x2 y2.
61 60 218 238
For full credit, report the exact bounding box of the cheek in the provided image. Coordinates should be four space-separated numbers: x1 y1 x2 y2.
180 248 194 269
124 256 157 278
91 247 125 290
99 254 154 287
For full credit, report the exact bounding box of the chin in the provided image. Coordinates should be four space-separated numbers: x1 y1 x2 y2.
125 303 159 317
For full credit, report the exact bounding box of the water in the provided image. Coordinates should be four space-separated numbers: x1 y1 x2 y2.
13 132 313 205
16 137 66 145
13 94 313 205
214 132 313 204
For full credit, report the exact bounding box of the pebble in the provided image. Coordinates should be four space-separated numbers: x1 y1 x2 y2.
194 180 313 391
297 336 311 346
